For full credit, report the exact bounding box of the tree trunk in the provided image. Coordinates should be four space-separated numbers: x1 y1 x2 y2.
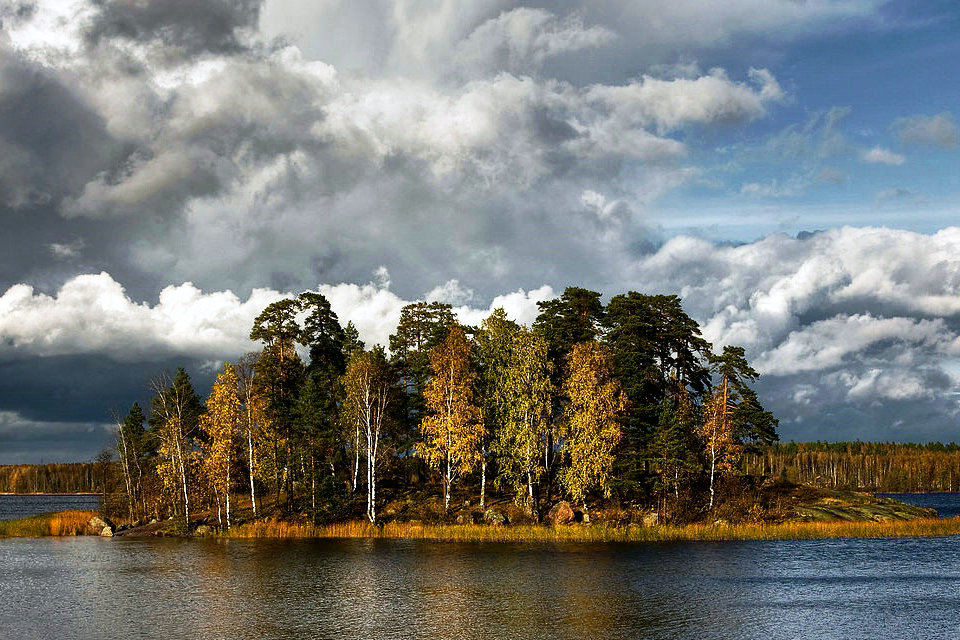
444 450 452 512
480 456 487 510
248 429 257 517
225 462 231 529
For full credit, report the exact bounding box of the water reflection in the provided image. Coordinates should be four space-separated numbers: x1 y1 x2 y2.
3 536 960 639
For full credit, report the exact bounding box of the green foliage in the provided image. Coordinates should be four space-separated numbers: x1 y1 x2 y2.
494 328 554 514
389 301 458 449
533 286 604 366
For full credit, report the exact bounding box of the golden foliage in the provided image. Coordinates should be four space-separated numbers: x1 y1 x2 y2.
417 327 483 507
560 342 626 503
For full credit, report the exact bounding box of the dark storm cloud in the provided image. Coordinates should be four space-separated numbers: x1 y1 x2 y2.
84 0 263 57
0 44 123 211
0 355 220 464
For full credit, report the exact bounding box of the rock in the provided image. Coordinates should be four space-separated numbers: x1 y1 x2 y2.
547 501 576 526
456 513 475 525
582 512 590 524
149 518 158 525
87 516 114 535
484 509 507 526
99 525 114 537
194 524 214 536
642 511 659 527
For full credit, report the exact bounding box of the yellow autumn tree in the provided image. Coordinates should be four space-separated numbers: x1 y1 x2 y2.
560 342 626 506
697 385 740 509
417 326 483 511
201 364 243 528
237 353 270 518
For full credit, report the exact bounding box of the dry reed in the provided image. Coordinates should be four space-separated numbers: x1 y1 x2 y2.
223 517 960 543
0 510 96 537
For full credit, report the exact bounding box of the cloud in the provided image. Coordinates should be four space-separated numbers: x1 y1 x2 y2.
861 146 905 165
740 175 807 198
452 8 616 77
0 271 555 362
83 0 262 57
585 67 783 135
48 239 85 259
893 112 959 149
0 410 114 464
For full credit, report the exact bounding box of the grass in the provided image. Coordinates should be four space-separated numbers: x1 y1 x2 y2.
0 511 97 537
222 516 960 543
4 510 960 542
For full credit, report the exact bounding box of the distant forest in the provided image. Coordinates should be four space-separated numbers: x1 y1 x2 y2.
7 442 960 498
744 442 960 493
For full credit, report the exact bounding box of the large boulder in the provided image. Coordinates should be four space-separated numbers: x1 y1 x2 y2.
87 516 114 536
548 501 576 526
194 524 214 537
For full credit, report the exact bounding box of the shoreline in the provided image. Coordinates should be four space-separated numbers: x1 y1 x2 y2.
0 492 100 496
4 511 960 542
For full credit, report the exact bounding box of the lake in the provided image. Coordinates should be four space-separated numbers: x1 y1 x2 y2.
3 534 960 639
0 494 101 522
3 493 960 639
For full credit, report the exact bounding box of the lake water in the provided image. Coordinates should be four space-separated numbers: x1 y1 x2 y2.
3 536 960 639
3 494 960 639
0 494 101 522
878 493 960 519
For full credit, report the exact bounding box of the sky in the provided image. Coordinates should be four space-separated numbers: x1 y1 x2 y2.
2 0 960 463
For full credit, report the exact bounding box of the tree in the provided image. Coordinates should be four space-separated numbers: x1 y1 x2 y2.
250 298 301 363
389 301 457 450
250 300 305 509
474 308 519 509
697 388 739 510
495 328 554 517
114 402 148 522
342 321 365 360
533 287 605 364
603 293 712 487
201 364 243 528
559 342 626 507
649 390 699 518
531 287 605 504
149 368 204 526
296 291 348 516
699 345 779 508
342 348 395 523
236 353 270 517
418 326 483 511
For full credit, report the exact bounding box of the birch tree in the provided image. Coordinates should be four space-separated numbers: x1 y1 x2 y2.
201 364 243 529
149 368 204 527
418 326 483 512
560 341 625 507
474 308 519 510
343 348 394 523
495 328 553 518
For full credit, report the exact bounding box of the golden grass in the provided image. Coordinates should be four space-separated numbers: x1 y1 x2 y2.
223 516 960 543
0 510 97 537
